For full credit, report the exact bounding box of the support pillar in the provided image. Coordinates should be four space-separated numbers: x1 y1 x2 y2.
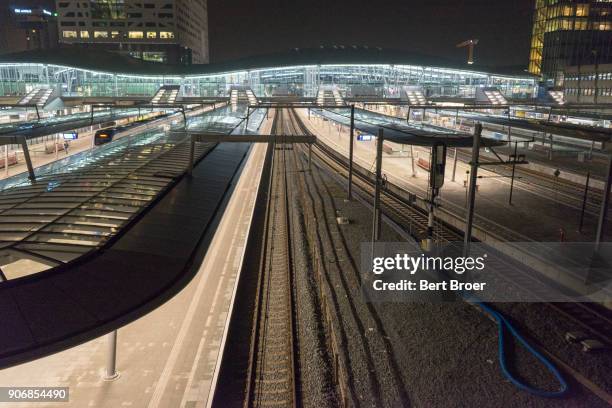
425 201 434 251
595 156 612 251
188 134 195 175
308 144 312 171
451 147 458 182
372 128 384 243
104 330 119 380
410 145 416 177
463 123 482 255
20 137 35 182
579 171 590 233
507 126 512 161
348 104 355 200
509 141 518 205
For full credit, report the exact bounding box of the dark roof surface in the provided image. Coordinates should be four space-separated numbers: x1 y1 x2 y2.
0 142 250 369
0 46 534 78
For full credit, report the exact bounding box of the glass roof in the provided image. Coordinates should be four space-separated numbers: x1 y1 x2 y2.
0 104 263 281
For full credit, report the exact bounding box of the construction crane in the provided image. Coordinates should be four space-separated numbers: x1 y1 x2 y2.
457 39 479 65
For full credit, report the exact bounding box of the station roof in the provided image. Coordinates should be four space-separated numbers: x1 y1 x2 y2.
0 46 534 78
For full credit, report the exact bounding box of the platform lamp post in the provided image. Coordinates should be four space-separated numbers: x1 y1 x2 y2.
347 104 355 200
463 123 482 256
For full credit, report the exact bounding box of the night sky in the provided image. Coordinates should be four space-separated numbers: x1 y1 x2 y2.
208 0 534 69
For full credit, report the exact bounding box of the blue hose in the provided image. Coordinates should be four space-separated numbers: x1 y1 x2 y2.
472 300 569 398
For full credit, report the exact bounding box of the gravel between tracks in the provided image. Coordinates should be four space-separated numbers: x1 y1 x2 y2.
302 146 610 407
288 147 339 408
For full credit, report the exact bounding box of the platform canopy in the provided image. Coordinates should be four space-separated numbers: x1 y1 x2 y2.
455 111 612 143
0 109 145 144
317 108 501 147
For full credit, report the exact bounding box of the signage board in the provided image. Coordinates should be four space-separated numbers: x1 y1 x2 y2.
357 134 373 141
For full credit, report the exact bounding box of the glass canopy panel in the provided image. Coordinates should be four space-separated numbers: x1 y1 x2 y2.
0 104 266 280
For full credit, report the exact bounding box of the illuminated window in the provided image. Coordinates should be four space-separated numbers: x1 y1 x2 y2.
159 31 174 39
80 30 89 38
128 31 144 39
111 31 120 38
560 19 573 30
62 30 77 38
94 31 108 38
575 19 587 30
576 4 589 16
142 52 166 62
597 22 611 30
147 31 157 39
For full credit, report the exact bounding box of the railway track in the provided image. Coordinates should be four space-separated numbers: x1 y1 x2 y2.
284 108 409 406
245 109 297 408
452 147 605 214
297 109 612 349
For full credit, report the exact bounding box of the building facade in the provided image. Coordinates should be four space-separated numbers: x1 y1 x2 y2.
55 0 209 64
563 62 612 103
0 3 58 55
528 0 612 86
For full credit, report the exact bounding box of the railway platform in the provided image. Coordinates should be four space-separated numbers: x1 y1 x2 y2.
300 109 612 244
0 135 269 408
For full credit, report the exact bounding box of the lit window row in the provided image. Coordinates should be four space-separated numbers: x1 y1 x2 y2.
565 72 612 81
565 88 612 96
543 18 611 32
62 30 175 39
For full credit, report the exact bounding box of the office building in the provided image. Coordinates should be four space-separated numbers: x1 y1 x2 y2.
55 0 209 64
528 0 612 86
0 3 58 55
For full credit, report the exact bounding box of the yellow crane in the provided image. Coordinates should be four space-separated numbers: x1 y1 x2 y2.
456 39 479 65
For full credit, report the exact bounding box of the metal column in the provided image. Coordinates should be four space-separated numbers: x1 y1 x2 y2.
508 141 518 205
104 330 119 380
347 104 355 200
579 171 590 232
451 147 458 182
410 145 416 177
372 128 384 243
20 137 35 182
308 144 312 171
188 133 195 175
595 156 612 251
425 200 434 251
463 123 482 255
